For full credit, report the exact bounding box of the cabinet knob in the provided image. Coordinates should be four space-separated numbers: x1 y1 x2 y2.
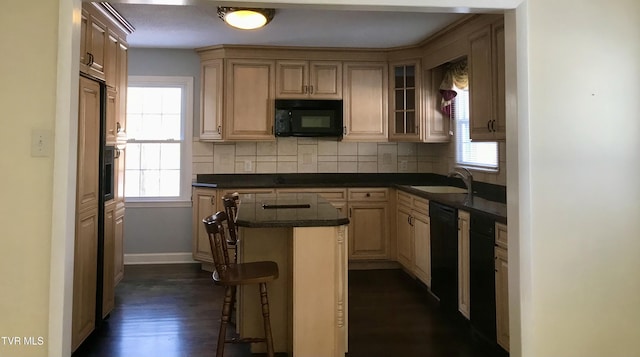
365 193 370 197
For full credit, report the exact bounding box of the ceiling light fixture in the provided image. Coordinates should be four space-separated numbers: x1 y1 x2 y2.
217 7 275 30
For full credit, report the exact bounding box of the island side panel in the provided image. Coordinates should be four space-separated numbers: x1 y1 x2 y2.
238 227 292 355
293 225 348 357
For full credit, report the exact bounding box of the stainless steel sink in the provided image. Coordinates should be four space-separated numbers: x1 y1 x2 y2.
410 186 468 194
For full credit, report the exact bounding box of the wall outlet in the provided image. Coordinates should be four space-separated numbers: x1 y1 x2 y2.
243 160 253 172
31 129 52 157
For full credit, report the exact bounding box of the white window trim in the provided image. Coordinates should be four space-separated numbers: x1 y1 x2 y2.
125 75 193 204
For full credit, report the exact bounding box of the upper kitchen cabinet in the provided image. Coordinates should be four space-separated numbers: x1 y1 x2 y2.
199 59 224 141
388 60 421 141
421 66 452 142
342 61 388 142
276 60 342 99
80 6 107 81
115 39 128 143
224 58 276 141
468 18 505 141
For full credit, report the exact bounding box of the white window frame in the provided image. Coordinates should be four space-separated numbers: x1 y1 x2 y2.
453 86 499 171
125 76 193 207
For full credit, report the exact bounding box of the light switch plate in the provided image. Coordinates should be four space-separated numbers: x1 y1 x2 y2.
31 129 52 157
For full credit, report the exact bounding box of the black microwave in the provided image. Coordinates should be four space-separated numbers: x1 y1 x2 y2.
275 99 343 137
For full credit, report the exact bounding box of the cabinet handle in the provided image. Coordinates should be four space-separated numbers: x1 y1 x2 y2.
309 85 314 94
303 85 308 94
349 208 352 217
87 52 94 66
210 196 216 205
407 215 410 224
343 126 347 135
114 149 121 159
492 120 496 132
487 120 491 132
217 125 221 134
271 125 274 134
116 122 122 133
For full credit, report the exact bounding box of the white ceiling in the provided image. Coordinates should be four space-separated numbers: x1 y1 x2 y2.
110 3 466 49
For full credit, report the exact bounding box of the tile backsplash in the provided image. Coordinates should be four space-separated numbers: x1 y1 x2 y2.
192 137 507 186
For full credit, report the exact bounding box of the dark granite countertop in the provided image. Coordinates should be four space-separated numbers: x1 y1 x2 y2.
195 173 507 223
235 193 350 228
397 185 507 224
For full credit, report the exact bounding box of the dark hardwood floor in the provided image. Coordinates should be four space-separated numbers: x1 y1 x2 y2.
73 264 497 357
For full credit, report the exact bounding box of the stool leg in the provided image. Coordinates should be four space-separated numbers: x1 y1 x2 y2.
259 282 275 357
217 286 233 357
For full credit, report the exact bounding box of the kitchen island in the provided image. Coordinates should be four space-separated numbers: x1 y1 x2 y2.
235 192 349 357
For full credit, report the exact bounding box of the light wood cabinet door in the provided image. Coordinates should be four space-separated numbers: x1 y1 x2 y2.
116 40 128 142
422 67 450 142
105 87 117 145
492 20 506 140
102 202 116 318
468 18 505 141
225 59 275 141
192 188 219 263
389 60 421 141
114 205 125 285
72 207 98 351
495 246 509 351
457 210 471 319
348 202 389 260
77 77 101 213
105 30 118 87
115 39 129 143
276 60 342 99
343 62 388 141
200 59 224 141
412 210 431 286
86 11 107 81
80 9 90 75
309 61 342 99
396 205 413 270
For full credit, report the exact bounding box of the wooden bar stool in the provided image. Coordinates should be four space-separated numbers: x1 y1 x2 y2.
202 211 278 357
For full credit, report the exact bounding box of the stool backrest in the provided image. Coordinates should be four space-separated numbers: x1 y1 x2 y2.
222 193 239 243
202 211 231 272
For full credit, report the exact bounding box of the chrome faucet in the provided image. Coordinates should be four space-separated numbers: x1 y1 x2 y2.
448 167 473 204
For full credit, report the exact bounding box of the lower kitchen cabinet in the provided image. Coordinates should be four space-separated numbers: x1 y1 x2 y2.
458 210 471 319
347 188 389 260
72 207 99 351
192 187 276 265
192 187 220 263
113 204 125 285
102 201 116 318
396 205 413 269
396 190 431 285
411 210 431 285
495 223 509 351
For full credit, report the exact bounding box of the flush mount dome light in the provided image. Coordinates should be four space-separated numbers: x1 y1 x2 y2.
217 7 275 30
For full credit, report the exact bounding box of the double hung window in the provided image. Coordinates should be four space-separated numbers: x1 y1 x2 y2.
125 76 193 203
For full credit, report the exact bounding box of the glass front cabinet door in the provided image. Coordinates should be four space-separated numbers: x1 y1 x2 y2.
389 60 421 141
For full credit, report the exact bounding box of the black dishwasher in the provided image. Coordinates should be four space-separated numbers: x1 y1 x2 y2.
429 201 458 312
470 212 497 345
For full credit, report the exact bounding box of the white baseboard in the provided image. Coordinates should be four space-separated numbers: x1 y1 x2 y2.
124 252 196 265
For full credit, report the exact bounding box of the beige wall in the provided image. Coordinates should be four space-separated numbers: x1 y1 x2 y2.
0 1 61 356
